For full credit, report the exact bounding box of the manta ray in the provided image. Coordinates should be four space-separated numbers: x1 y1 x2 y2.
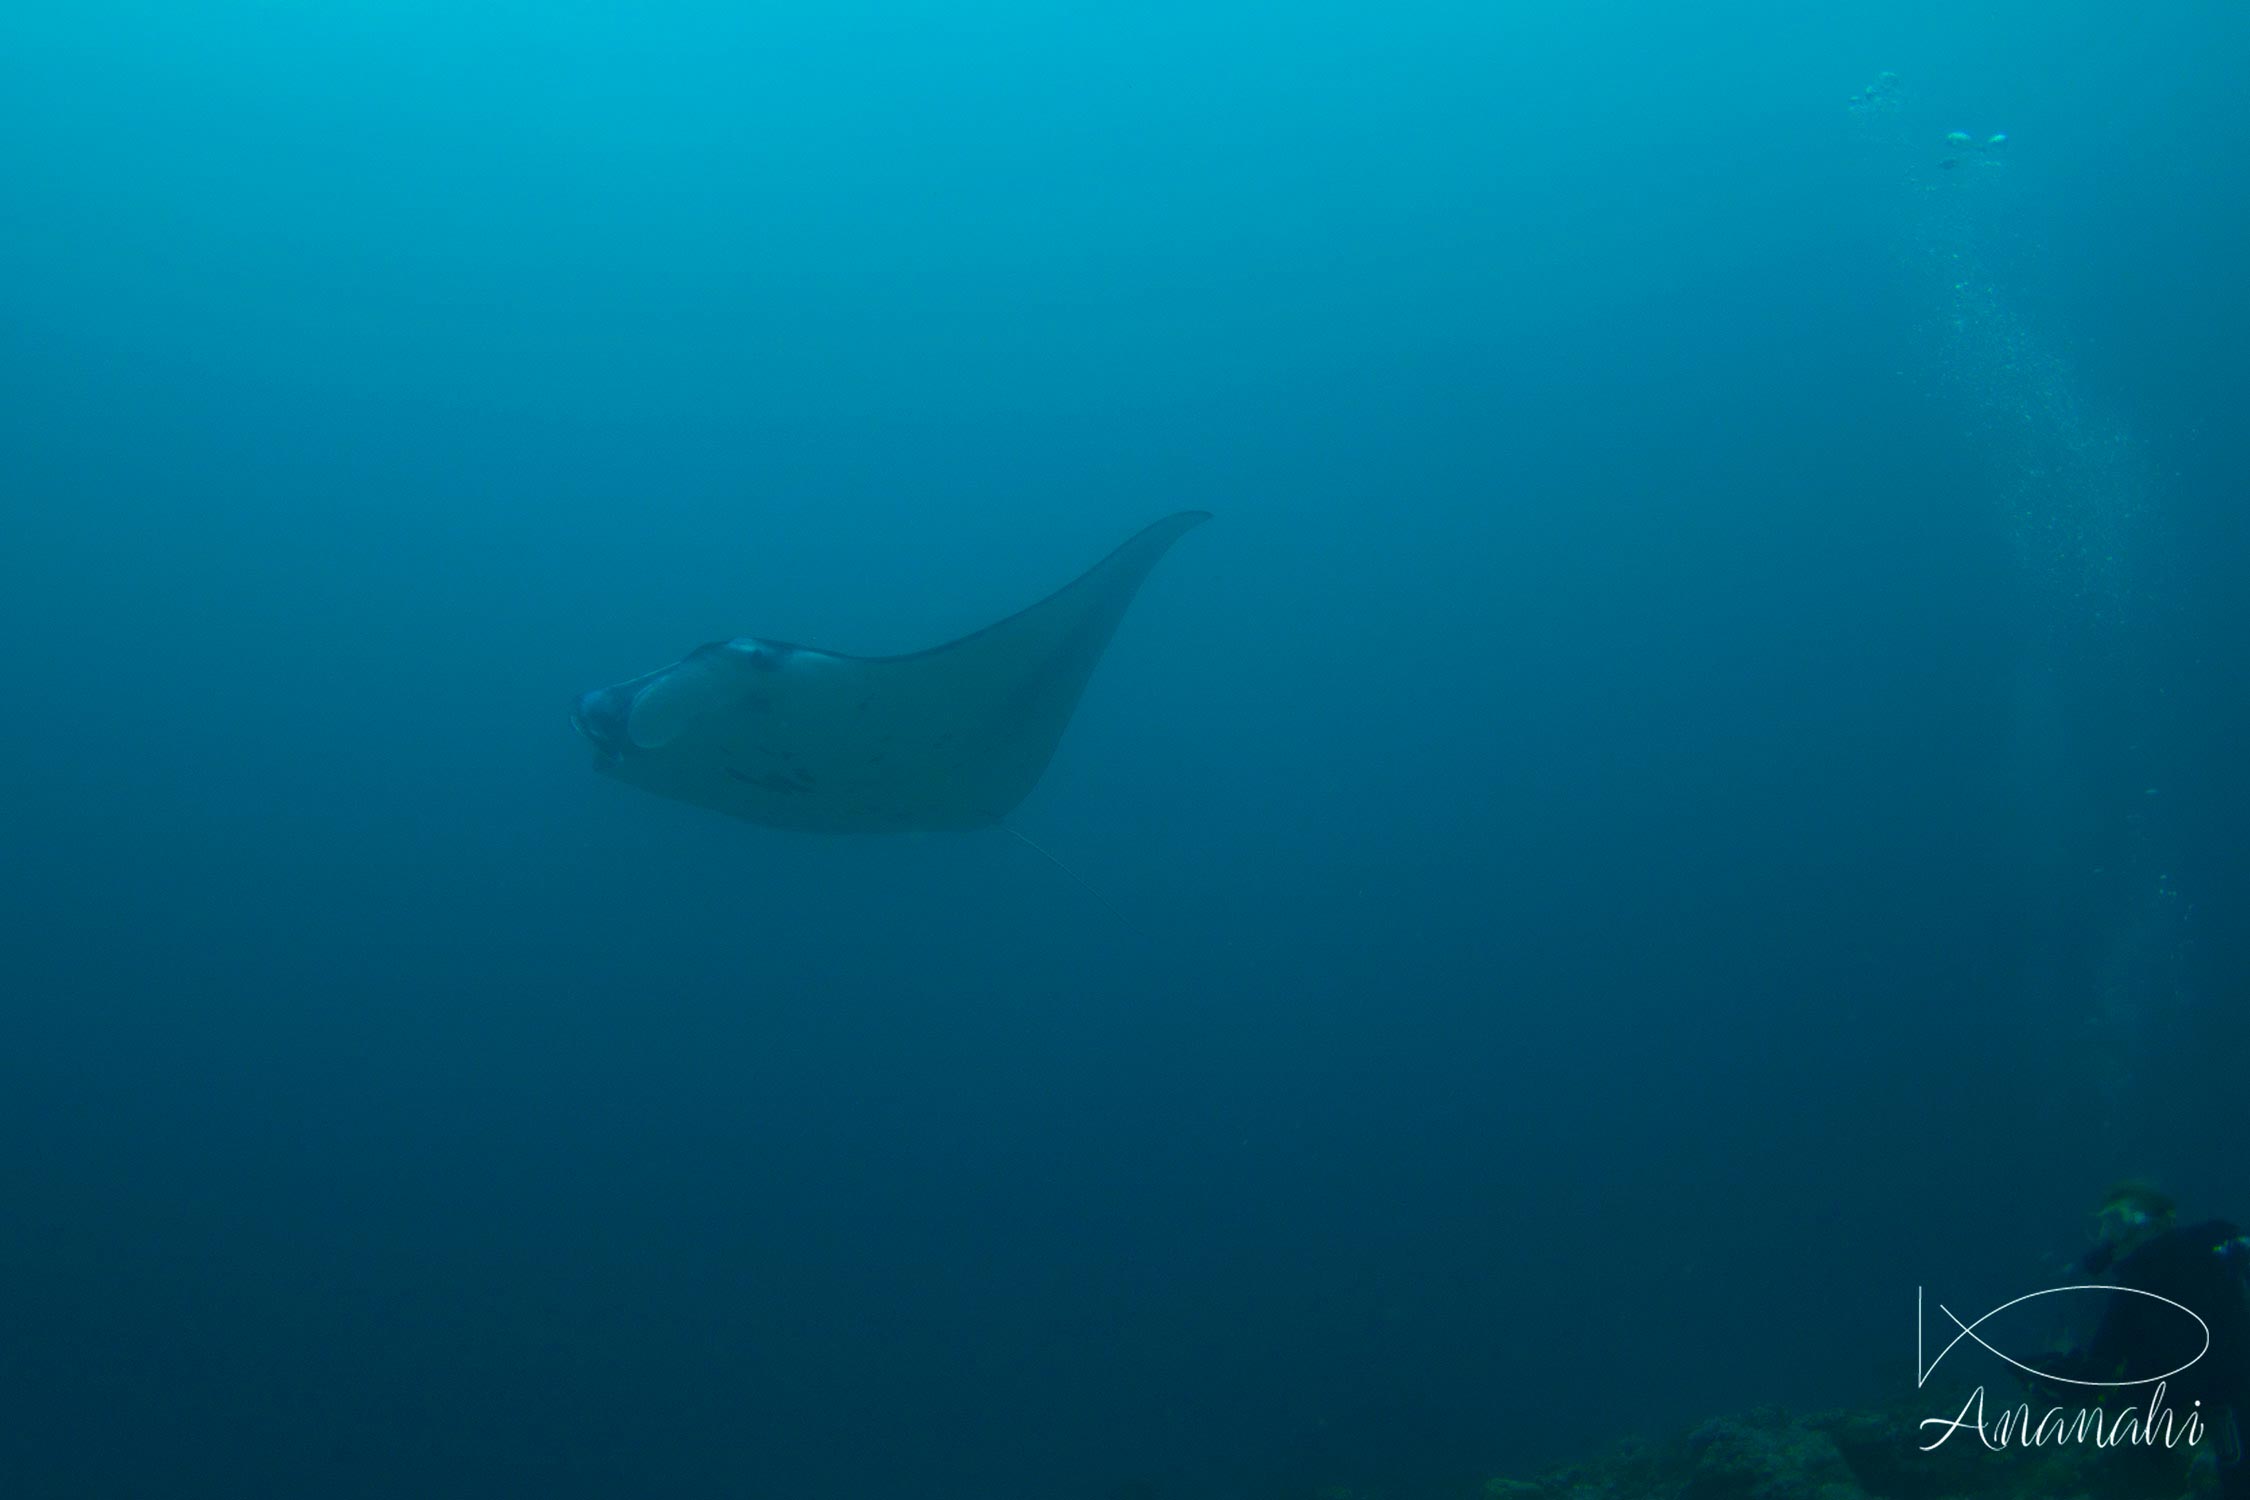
572 512 1208 833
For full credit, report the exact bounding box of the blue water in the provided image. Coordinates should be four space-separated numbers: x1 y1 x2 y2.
4 3 2246 1495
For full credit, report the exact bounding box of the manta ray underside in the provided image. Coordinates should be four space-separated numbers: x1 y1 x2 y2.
572 511 1209 832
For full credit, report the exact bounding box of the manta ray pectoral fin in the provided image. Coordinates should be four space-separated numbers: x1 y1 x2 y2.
866 510 1211 820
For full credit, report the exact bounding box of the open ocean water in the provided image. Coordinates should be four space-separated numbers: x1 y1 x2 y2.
3 3 2246 1497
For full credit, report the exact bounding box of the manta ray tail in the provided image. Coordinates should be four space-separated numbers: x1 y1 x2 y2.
999 822 1134 932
